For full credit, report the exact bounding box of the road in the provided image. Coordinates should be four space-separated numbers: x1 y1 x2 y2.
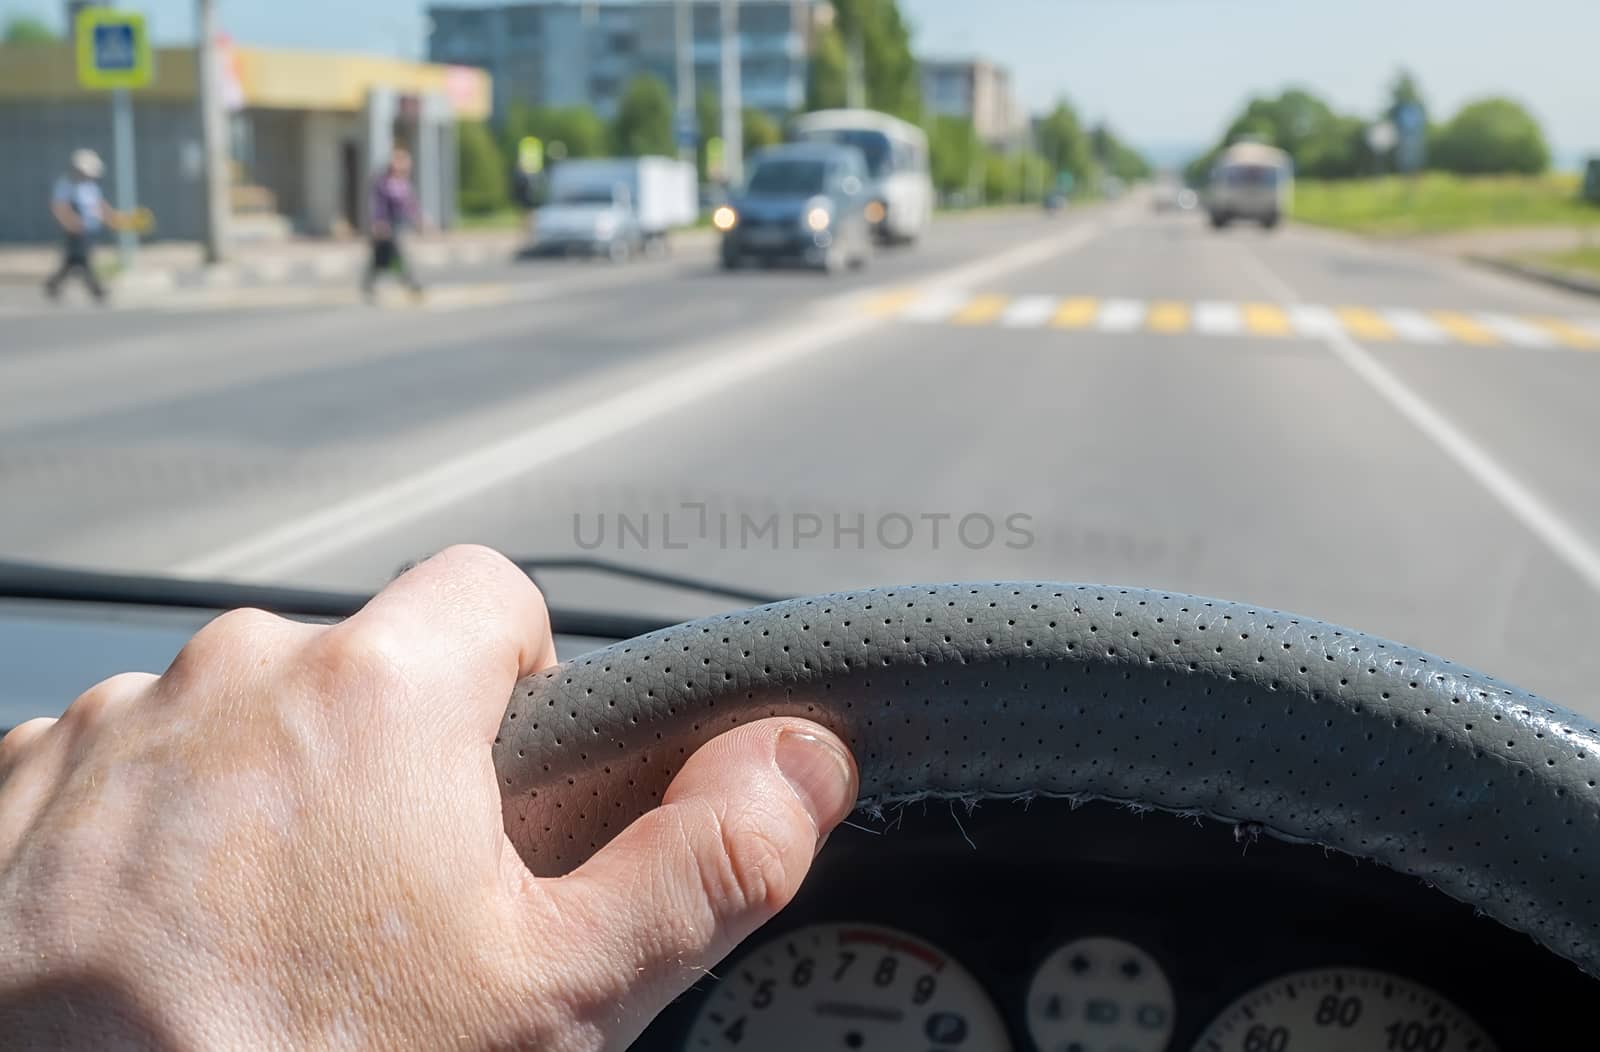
5 198 1600 715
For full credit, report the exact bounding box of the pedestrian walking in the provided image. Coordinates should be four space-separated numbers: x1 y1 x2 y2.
363 148 427 302
45 149 128 304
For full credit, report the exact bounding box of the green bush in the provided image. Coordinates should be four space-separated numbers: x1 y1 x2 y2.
457 120 509 215
1429 98 1550 176
611 74 675 158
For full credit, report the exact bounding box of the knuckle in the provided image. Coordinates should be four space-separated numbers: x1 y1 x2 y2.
305 619 411 697
699 801 799 919
169 607 285 679
59 672 151 730
0 717 57 764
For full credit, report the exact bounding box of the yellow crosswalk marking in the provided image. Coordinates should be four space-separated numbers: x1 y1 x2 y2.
1533 317 1600 350
1242 303 1291 335
1146 301 1189 333
950 294 1010 325
1336 307 1395 341
863 287 922 317
1429 311 1499 345
1050 297 1099 328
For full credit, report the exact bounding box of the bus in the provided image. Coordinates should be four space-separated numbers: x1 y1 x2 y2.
1206 141 1294 230
790 109 933 245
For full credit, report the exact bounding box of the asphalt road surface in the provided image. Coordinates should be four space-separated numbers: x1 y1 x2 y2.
5 197 1600 716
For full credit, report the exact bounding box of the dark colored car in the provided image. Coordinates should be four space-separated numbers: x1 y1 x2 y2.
715 143 873 273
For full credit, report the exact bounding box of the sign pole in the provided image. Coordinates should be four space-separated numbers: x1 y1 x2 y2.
111 87 138 269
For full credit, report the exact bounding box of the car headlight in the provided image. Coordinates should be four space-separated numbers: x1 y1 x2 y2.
712 206 738 231
805 205 831 232
593 213 617 237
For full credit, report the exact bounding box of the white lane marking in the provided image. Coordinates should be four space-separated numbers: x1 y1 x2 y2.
902 290 970 323
1322 323 1600 593
1193 301 1242 334
175 220 1106 578
1382 309 1448 344
999 294 1058 328
1477 312 1555 349
1287 304 1341 337
1238 244 1600 596
1096 298 1146 332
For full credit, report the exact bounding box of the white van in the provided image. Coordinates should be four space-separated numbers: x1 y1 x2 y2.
528 157 697 261
1207 142 1293 229
790 109 933 244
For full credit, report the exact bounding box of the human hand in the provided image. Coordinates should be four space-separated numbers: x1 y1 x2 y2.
0 545 858 1050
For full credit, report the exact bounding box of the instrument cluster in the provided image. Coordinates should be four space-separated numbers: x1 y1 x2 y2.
635 800 1590 1050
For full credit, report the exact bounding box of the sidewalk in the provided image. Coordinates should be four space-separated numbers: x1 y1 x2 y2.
0 230 527 296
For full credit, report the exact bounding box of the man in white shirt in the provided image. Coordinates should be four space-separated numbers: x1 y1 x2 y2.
45 149 127 303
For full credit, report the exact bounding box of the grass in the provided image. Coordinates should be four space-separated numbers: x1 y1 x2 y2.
1526 246 1600 278
1292 173 1600 235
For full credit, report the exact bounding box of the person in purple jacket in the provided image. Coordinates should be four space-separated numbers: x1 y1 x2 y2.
363 148 426 302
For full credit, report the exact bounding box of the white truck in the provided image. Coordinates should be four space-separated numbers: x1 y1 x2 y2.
526 157 698 261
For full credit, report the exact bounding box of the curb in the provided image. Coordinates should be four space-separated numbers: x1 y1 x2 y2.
1465 255 1600 300
106 239 521 294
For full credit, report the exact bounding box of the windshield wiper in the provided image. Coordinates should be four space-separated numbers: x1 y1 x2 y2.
509 556 788 607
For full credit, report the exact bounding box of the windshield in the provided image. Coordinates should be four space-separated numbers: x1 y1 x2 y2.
551 187 616 206
745 159 827 195
1219 164 1281 187
3 0 1598 715
797 128 892 177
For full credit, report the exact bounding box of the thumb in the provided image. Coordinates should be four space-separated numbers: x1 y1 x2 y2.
539 718 857 1036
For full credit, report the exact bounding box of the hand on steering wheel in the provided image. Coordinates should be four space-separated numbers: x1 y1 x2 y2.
0 546 858 1050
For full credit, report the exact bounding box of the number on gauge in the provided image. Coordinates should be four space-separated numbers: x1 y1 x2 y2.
1191 968 1497 1052
683 922 1012 1050
1026 936 1175 1052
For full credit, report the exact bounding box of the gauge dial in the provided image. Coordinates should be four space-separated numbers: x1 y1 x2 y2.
1191 968 1497 1052
683 922 1011 1051
1025 936 1175 1052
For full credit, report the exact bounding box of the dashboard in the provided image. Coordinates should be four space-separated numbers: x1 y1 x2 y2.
634 799 1593 1051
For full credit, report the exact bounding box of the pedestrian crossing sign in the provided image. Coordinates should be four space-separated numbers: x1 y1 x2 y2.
76 9 152 90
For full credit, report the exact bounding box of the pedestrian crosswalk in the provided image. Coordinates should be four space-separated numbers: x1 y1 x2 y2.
862 289 1600 351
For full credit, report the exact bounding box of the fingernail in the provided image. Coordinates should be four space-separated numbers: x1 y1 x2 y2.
775 728 858 837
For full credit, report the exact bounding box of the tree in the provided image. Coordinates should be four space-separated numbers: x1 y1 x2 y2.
741 109 782 156
805 24 850 112
1429 97 1549 175
1090 123 1151 183
1297 115 1376 179
1035 100 1093 190
982 152 1016 203
611 74 675 158
457 120 509 215
2 15 55 44
505 104 608 161
927 116 980 198
828 0 920 119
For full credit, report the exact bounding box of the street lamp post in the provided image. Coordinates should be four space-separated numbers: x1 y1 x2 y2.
195 0 229 263
674 0 696 167
718 0 742 187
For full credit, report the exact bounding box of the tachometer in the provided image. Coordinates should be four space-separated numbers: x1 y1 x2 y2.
1191 968 1497 1052
683 922 1011 1050
1025 936 1175 1052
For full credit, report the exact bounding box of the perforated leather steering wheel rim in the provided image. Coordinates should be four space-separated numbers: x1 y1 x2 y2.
494 582 1600 977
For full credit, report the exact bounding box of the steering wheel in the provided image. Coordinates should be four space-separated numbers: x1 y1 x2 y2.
494 582 1600 978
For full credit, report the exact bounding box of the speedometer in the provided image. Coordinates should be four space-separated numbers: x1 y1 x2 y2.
683 922 1011 1050
1191 968 1497 1052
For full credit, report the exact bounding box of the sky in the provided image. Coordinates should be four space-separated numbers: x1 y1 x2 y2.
6 0 1596 163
